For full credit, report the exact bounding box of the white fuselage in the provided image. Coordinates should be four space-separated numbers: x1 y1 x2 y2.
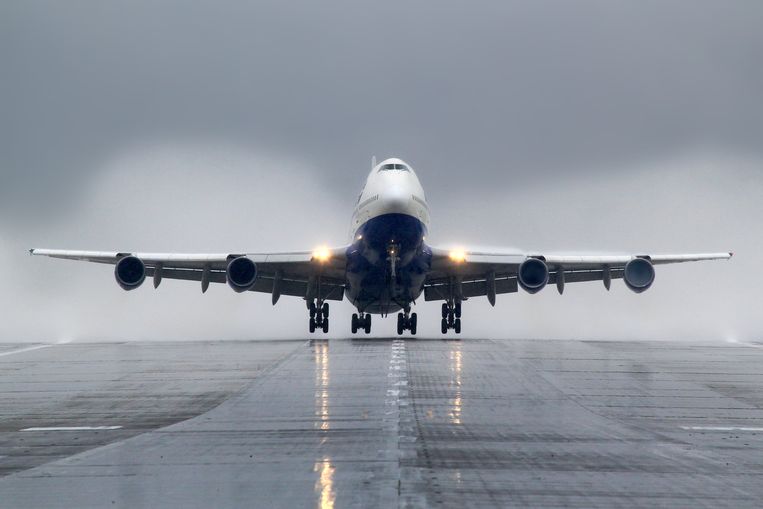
343 158 432 315
349 158 430 241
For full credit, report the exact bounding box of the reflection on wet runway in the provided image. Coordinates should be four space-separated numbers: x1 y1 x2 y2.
313 340 334 508
448 341 463 425
314 340 331 432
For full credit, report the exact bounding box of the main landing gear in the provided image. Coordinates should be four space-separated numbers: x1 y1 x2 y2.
441 301 462 334
351 313 372 334
309 301 330 334
397 309 417 335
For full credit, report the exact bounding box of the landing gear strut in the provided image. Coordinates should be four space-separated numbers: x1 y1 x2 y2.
309 300 330 334
351 312 372 334
397 308 417 335
440 300 461 334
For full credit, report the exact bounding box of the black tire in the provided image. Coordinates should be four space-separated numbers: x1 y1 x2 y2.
322 302 329 318
448 314 454 327
322 318 329 333
454 318 461 334
441 318 448 334
309 302 317 318
441 303 448 318
309 317 316 333
454 302 462 318
410 313 417 335
364 314 372 334
397 313 404 335
351 313 358 334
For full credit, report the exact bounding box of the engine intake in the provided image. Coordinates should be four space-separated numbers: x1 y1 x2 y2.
518 258 549 294
226 256 257 293
115 256 146 291
623 258 655 293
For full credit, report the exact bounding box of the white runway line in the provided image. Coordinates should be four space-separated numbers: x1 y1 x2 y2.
0 339 71 358
20 426 123 432
681 426 763 432
0 344 55 358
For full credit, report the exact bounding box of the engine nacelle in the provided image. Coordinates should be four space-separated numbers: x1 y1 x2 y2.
518 258 549 294
115 256 146 291
226 256 257 293
623 258 655 293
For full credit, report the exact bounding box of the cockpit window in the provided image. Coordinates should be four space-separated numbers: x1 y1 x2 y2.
379 163 409 172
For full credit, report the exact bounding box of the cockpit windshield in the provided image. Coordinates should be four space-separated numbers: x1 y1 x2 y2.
379 163 409 172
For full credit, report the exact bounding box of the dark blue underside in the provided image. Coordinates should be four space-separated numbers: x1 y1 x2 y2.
345 213 431 314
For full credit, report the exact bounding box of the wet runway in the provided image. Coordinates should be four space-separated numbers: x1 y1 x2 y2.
2 338 763 508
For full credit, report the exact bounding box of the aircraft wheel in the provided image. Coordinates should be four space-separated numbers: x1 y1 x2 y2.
441 303 448 318
309 317 316 333
351 313 358 334
309 302 317 318
322 302 329 318
410 313 417 335
441 318 448 334
364 314 372 334
322 318 329 334
454 302 462 318
397 313 404 335
454 318 461 334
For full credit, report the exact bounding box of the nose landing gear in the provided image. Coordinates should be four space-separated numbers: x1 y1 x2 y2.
351 313 372 334
309 301 330 333
397 309 417 335
440 301 461 334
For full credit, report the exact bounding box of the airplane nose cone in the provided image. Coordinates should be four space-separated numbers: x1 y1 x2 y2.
380 187 411 215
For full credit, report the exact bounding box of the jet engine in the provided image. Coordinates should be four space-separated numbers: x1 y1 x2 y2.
115 256 146 291
226 256 257 293
518 258 549 294
623 258 655 293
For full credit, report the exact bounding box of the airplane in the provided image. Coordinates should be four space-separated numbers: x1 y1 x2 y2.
31 157 732 335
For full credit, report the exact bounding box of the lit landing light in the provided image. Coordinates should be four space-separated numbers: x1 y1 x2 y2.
448 249 467 263
312 246 332 263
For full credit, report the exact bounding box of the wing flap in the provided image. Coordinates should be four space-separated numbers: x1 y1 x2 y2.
422 246 731 303
31 248 347 301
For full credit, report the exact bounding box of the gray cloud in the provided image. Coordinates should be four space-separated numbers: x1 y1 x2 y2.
1 1 761 341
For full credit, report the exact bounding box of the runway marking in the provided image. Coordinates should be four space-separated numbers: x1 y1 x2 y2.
0 339 71 358
20 426 123 432
0 344 55 357
681 426 763 432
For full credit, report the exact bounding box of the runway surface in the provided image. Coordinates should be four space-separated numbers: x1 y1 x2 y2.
2 337 763 508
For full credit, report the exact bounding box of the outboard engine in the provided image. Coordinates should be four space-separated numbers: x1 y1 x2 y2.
226 256 257 293
115 256 146 291
623 258 655 293
518 258 549 294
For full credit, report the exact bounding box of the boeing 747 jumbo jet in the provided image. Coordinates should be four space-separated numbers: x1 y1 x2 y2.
31 158 732 335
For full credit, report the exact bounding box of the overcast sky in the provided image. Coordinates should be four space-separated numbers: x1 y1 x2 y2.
2 1 761 342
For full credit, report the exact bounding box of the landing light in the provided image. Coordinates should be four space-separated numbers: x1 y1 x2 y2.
448 249 467 263
312 246 332 263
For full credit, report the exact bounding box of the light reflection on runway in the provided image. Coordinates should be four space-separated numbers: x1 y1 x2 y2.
448 341 463 425
313 458 335 509
313 341 335 509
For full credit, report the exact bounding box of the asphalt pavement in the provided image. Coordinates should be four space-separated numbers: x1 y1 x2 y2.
1 337 763 508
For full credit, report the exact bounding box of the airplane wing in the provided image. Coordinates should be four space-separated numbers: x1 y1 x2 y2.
29 248 347 303
424 247 733 304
